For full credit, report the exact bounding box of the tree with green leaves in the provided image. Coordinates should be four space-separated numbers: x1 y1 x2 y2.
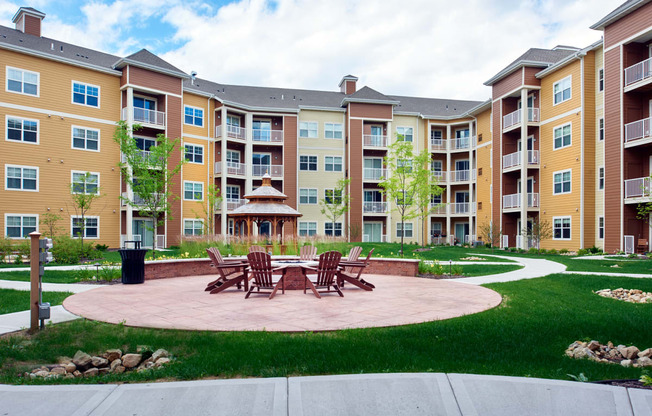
40 211 63 238
113 121 185 252
194 183 222 235
319 178 351 238
478 221 502 253
69 171 102 256
412 153 443 247
636 177 652 222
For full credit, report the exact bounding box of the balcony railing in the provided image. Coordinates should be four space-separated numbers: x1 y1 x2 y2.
122 107 166 127
429 203 447 215
363 202 388 214
252 129 283 143
502 193 540 210
363 135 388 148
363 234 388 243
430 138 447 151
624 118 651 143
216 124 246 140
363 168 387 181
502 150 539 170
226 198 247 211
503 108 540 130
252 164 283 178
624 57 652 86
120 192 163 207
624 177 651 199
214 161 246 176
448 169 475 182
450 136 475 151
450 202 476 214
431 171 446 183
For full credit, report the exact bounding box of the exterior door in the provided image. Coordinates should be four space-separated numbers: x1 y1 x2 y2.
252 120 271 142
252 153 271 176
455 160 469 181
363 222 382 242
455 191 469 214
133 219 154 248
455 129 470 149
454 223 469 244
364 158 383 179
370 126 383 146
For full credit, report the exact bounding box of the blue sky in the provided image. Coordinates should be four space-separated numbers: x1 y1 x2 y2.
0 0 623 99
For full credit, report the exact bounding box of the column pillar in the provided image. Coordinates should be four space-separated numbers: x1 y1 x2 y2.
386 120 392 242
220 106 228 237
519 88 529 249
468 121 474 242
125 87 134 243
446 124 452 244
245 113 254 195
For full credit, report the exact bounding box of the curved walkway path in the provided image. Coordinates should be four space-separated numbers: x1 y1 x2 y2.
445 254 567 285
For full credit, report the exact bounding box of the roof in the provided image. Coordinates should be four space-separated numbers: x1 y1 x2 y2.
113 49 188 79
341 86 400 106
591 0 651 30
391 95 484 118
229 202 302 217
12 7 45 22
484 47 578 86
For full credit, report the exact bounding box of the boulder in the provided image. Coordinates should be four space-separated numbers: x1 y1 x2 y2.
50 367 66 376
155 357 170 367
83 368 98 377
73 370 82 378
105 349 122 362
622 346 640 360
637 357 652 367
109 359 122 372
151 349 169 362
91 356 109 368
64 363 76 373
113 365 125 374
621 359 633 368
98 368 110 375
588 340 600 351
638 348 652 358
72 351 92 370
122 353 142 368
57 356 72 365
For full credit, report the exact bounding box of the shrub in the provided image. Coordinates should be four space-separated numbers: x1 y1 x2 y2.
548 249 558 255
538 249 548 254
0 237 11 263
51 235 96 264
628 253 639 259
528 247 539 255
577 248 588 256
418 261 443 275
95 244 109 252
559 248 569 254
587 245 602 254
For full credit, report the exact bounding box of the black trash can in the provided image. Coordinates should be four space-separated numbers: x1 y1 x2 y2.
119 241 148 284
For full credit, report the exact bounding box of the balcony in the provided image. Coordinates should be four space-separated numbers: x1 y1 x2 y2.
226 198 247 211
503 108 540 131
450 202 476 215
624 57 652 89
429 203 447 215
431 171 447 183
214 161 246 176
216 124 246 140
430 138 447 151
252 129 283 143
363 234 388 243
502 150 539 171
450 136 475 151
363 168 387 181
448 169 476 183
502 193 540 210
624 118 651 147
252 164 283 178
120 192 163 207
122 107 166 128
624 176 651 202
363 135 388 148
363 202 388 214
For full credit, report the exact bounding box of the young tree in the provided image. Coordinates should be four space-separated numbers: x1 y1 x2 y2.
40 211 63 238
114 121 185 252
193 183 222 235
478 221 502 253
522 218 552 250
412 153 443 247
69 171 102 256
319 178 351 238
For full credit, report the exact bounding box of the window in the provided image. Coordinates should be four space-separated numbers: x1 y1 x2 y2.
299 155 317 171
396 223 413 238
5 214 37 238
135 137 156 152
226 185 240 201
553 76 571 105
431 129 442 141
599 118 604 141
324 156 342 172
298 221 317 236
184 181 203 201
553 170 571 194
72 126 99 151
598 167 604 190
6 165 37 191
299 188 317 204
184 219 203 236
6 67 38 96
397 159 413 173
72 81 99 107
553 217 571 240
184 106 203 127
325 222 342 236
396 127 413 142
71 216 99 238
324 123 343 139
184 144 203 164
396 190 413 206
7 117 38 143
599 217 604 239
554 123 572 149
299 122 318 138
324 189 342 204
226 150 240 165
598 68 604 92
71 171 99 194
431 194 442 204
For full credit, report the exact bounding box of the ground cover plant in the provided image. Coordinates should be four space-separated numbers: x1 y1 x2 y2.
0 289 73 315
1 273 651 384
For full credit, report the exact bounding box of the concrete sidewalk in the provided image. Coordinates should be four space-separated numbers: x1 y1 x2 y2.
0 305 80 334
564 271 652 278
0 373 649 415
446 255 567 285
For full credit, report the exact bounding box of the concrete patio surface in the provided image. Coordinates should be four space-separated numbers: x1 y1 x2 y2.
63 274 502 332
1 373 650 416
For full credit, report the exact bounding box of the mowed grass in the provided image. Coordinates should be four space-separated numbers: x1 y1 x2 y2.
454 264 522 276
0 271 96 284
0 289 73 315
2 273 651 384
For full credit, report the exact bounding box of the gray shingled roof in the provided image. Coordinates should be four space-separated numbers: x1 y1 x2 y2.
484 47 578 86
244 183 288 199
117 49 187 77
343 86 399 104
591 0 650 29
391 95 484 117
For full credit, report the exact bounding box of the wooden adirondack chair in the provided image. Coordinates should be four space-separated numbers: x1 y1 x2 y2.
205 247 249 294
299 245 317 260
246 251 284 299
637 239 648 253
339 246 362 284
337 248 375 291
304 250 343 298
249 245 265 254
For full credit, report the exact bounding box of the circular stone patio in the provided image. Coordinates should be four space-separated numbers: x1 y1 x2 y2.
63 274 502 332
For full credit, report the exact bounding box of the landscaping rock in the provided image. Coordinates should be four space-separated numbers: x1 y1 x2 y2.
588 340 601 351
73 370 82 378
594 288 652 303
72 351 92 370
567 340 652 368
621 359 633 368
122 353 142 368
110 359 122 371
639 348 652 358
57 356 72 365
83 368 98 377
50 367 66 376
155 357 170 367
622 346 640 360
151 348 168 362
64 363 76 373
638 357 652 367
91 356 109 368
113 365 125 374
105 349 122 362
98 368 110 375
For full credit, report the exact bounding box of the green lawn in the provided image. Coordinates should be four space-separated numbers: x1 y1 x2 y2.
0 289 73 315
2 273 651 384
0 270 118 284
454 264 522 276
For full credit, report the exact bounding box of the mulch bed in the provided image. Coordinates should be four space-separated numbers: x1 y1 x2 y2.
593 379 652 390
77 279 121 285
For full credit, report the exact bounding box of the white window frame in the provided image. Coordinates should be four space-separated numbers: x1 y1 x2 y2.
553 75 572 106
325 222 343 236
599 118 604 141
299 155 318 171
598 68 604 92
226 149 240 164
598 167 604 191
324 188 343 204
184 143 204 164
396 126 414 142
298 221 317 236
396 222 414 238
6 115 39 144
183 181 204 201
70 170 100 195
183 218 204 236
553 122 572 150
324 156 343 172
299 121 318 138
553 169 572 195
552 216 571 240
5 213 38 239
71 125 100 151
324 123 343 139
184 105 204 127
598 216 604 240
299 188 318 204
6 66 39 97
71 215 100 239
5 164 38 192
71 80 100 108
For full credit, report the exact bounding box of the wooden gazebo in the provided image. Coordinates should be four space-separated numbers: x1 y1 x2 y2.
228 173 302 244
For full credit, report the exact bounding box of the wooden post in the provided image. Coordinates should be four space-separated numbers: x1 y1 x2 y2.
29 231 41 333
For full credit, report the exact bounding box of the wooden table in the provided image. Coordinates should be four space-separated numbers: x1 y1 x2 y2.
271 260 321 298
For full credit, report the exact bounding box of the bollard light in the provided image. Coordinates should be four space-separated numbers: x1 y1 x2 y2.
449 260 452 277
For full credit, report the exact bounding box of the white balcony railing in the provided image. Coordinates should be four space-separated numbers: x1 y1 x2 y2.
430 138 447 151
624 118 651 143
363 234 388 243
451 202 476 215
450 137 471 150
502 150 539 170
449 169 475 182
121 150 159 165
363 202 388 214
252 129 283 143
226 198 247 211
216 124 246 140
624 177 651 199
503 108 540 129
120 192 163 207
363 135 388 148
252 164 283 178
122 107 166 127
431 171 446 183
502 193 540 209
214 161 246 176
363 168 387 181
429 203 447 215
624 57 652 86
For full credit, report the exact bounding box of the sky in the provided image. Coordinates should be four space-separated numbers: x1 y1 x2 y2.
0 0 623 101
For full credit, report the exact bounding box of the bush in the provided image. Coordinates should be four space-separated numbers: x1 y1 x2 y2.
548 249 558 255
538 249 548 255
51 236 94 264
577 248 588 256
528 247 539 255
418 261 443 275
587 245 602 255
95 244 109 252
559 248 569 254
